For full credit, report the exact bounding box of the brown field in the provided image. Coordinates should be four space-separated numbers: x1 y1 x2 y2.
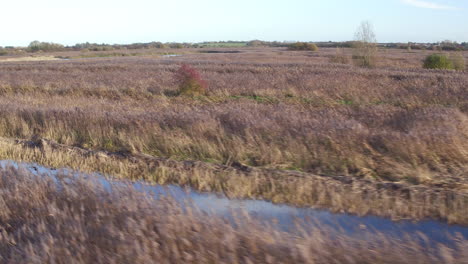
0 47 467 224
0 165 466 263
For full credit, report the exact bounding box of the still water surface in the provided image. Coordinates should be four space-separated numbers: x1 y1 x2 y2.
1 160 466 245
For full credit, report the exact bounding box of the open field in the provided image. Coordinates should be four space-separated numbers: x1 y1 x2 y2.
0 164 466 263
0 56 62 62
0 47 467 224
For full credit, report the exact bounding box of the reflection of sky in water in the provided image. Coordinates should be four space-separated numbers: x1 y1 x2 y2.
2 160 467 246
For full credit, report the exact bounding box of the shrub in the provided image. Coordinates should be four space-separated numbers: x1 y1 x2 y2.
352 21 378 68
174 64 207 96
27 41 65 52
170 43 185 49
153 42 168 49
450 53 466 71
407 43 412 52
329 48 350 64
288 42 318 51
423 54 454 70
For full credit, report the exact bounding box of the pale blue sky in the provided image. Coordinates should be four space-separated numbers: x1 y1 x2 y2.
1 0 467 46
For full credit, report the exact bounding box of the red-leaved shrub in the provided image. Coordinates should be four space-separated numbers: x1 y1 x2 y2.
174 64 208 96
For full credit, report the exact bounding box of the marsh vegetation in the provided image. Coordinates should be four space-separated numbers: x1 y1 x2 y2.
0 45 466 262
0 48 466 185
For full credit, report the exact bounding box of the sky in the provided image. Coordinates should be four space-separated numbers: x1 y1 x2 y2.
0 0 467 46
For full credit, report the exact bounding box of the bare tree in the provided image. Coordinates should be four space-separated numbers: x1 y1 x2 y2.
353 21 378 67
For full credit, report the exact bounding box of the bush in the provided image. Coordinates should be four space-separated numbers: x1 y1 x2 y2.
450 53 466 71
288 42 318 51
27 41 65 52
174 64 207 96
423 54 454 70
169 43 185 49
352 53 377 67
329 48 350 64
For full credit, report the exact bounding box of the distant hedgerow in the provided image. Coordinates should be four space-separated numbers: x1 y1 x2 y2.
174 64 208 96
423 54 454 70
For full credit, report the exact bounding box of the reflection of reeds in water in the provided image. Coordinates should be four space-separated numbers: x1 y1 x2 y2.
0 165 466 263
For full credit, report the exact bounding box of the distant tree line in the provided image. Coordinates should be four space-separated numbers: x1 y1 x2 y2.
0 39 465 56
384 40 467 51
71 42 189 51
